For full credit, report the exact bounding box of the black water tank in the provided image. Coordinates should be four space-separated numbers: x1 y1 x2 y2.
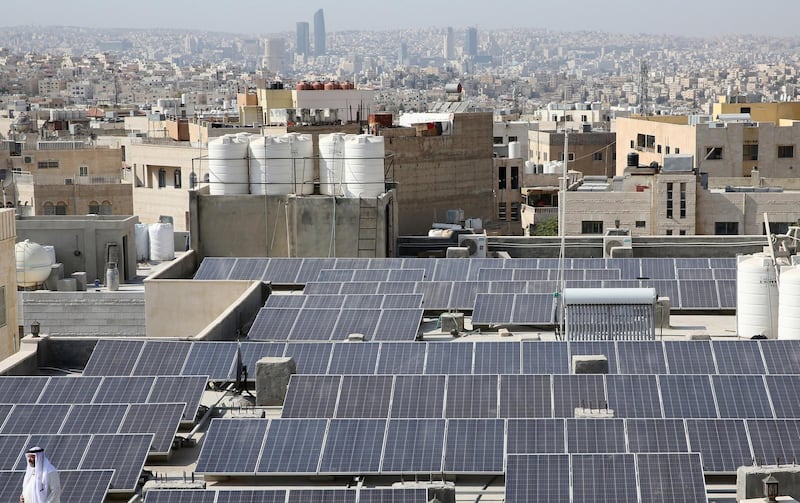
627 152 639 167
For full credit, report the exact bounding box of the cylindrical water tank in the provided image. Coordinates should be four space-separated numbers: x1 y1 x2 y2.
778 266 800 340
737 254 779 338
343 135 385 198
319 133 347 196
627 152 640 168
134 223 150 262
208 135 249 195
524 160 536 175
250 136 293 195
287 133 314 195
16 240 54 288
149 223 175 261
508 141 521 159
543 162 559 174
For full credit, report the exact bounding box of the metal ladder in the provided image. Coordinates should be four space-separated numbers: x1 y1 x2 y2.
357 198 378 257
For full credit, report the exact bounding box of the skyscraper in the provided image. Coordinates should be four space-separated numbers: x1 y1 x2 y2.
443 27 454 60
465 27 478 57
296 22 310 57
313 9 326 56
263 38 287 74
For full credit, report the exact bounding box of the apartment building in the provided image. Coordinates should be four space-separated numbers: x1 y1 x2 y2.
529 129 616 177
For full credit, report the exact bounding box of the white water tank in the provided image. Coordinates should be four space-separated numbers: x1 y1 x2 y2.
134 223 150 262
544 161 560 174
508 141 521 159
778 265 800 340
343 134 385 198
737 254 779 338
287 133 314 195
524 160 536 175
16 240 54 287
319 133 347 196
208 134 249 195
149 223 175 261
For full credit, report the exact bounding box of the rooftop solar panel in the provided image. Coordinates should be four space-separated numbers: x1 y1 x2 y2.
505 454 569 503
93 376 154 404
301 295 345 309
765 375 800 418
636 453 707 503
472 293 515 325
500 375 552 418
216 490 288 503
512 269 550 281
353 268 390 282
295 258 336 284
194 257 236 280
760 340 800 374
425 343 473 374
283 342 333 374
328 343 379 374
0 377 48 403
488 281 528 294
148 376 207 422
445 375 498 418
358 488 429 503
390 375 446 418
387 268 426 282
641 279 680 307
288 308 341 341
330 309 381 341
606 375 662 418
59 470 115 503
239 342 286 377
606 258 641 279
659 374 718 418
257 419 327 474
584 268 622 280
506 419 564 454
473 342 520 374
334 258 370 270
400 258 436 279
566 419 627 453
572 453 638 503
712 375 773 418
263 258 303 284
145 490 217 503
414 281 453 309
336 282 381 295
448 281 490 310
0 435 27 470
626 418 689 453
615 341 667 374
303 282 343 295
342 294 384 309
640 258 676 279
747 419 800 466
680 279 720 309
377 282 416 295
81 433 153 491
477 268 514 281
675 258 711 268
287 489 357 503
196 419 269 474
443 419 504 473
82 340 145 376
511 293 555 325
550 268 585 282
1 404 69 434
60 404 128 434
119 403 185 454
336 376 393 418
182 342 236 381
686 419 753 472
373 309 422 341
131 341 191 376
569 341 617 374
14 433 91 470
281 375 341 418
552 375 606 418
468 259 505 280
228 258 270 281
264 294 307 309
317 269 356 282
717 279 737 308
35 376 100 404
503 258 539 269
381 294 424 309
521 342 568 374
677 268 714 280
710 257 736 268
714 268 737 280
381 419 445 473
248 308 300 341
376 343 426 375
526 280 560 293
319 419 386 473
432 260 470 281
664 341 717 374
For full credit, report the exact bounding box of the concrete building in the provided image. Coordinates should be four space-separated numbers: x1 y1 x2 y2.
256 86 375 126
443 27 455 60
465 27 478 57
262 38 287 75
493 120 535 160
493 157 524 235
295 22 310 57
535 102 612 131
313 9 326 56
712 96 800 123
0 209 17 360
529 129 616 177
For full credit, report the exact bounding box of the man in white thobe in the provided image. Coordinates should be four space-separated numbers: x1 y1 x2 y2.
20 446 61 503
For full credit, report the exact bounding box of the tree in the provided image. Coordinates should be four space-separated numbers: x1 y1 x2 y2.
532 218 559 236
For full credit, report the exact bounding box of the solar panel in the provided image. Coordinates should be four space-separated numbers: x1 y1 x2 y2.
551 269 586 282
443 419 504 472
381 294 424 309
263 258 303 284
641 279 680 308
282 375 341 418
506 419 564 453
685 419 753 472
319 419 386 473
328 343 379 374
474 342 521 374
36 376 101 404
376 343 426 375
511 294 555 325
353 268 390 282
342 294 384 309
584 269 622 280
572 453 638 503
83 340 145 376
358 489 430 503
569 341 617 374
303 282 342 295
0 472 25 503
145 490 217 503
195 419 269 474
445 375 498 418
566 419 626 453
257 419 327 474
390 375 446 418
295 258 336 284
377 282 416 295
388 268 426 282
765 376 800 418
339 282 381 295
265 294 307 309
432 260 470 281
472 293 515 325
616 341 667 374
302 295 345 309
760 341 800 374
228 258 270 281
640 258 676 279
119 403 185 453
59 470 114 503
283 342 333 374
0 377 48 403
747 419 800 466
680 279 720 309
521 342 569 374
148 376 207 422
675 258 710 269
414 281 453 309
317 269 355 282
14 433 91 470
182 342 236 381
1 404 69 434
0 435 27 470
712 375 773 418
217 490 288 503
505 454 569 503
331 309 380 341
636 453 707 503
248 308 300 341
239 342 286 376
677 268 713 280
60 404 128 434
288 308 341 341
626 418 689 453
504 258 540 269
489 281 528 294
717 279 737 308
381 419 445 473
448 281 490 310
336 376 393 418
477 268 514 281
334 258 370 270
606 258 640 279
715 269 737 280
500 375 552 418
131 341 191 376
552 375 606 418
510 269 548 281
93 376 154 404
288 489 356 503
467 259 505 280
664 341 716 374
194 257 236 280
425 343 473 374
81 433 153 491
710 257 736 268
659 375 717 418
606 375 662 418
373 309 422 341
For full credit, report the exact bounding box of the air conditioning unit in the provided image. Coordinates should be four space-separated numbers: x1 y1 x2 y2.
708 122 727 129
458 233 487 258
603 229 632 258
23 156 33 164
64 178 74 185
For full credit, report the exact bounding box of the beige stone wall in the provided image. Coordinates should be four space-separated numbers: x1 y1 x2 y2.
528 130 616 177
0 209 17 359
563 190 651 236
697 191 800 235
1 147 123 181
33 184 133 216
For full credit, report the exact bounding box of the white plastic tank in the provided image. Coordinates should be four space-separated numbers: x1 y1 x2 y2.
149 223 175 261
134 223 150 262
16 240 54 287
343 134 385 198
737 254 779 338
524 160 536 175
208 134 250 195
287 133 314 195
508 141 521 159
544 161 560 174
319 133 347 196
253 136 293 195
778 265 800 340
248 136 269 195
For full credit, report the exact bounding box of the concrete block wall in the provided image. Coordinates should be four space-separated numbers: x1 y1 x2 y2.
19 291 146 337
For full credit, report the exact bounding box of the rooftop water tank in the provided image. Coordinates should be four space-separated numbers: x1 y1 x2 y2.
16 239 54 288
343 134 385 198
737 254 779 338
627 152 639 168
208 134 250 195
287 133 314 195
508 141 521 159
258 136 293 195
778 265 800 340
319 133 347 196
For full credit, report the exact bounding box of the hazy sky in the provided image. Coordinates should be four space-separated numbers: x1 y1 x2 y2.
2 0 799 37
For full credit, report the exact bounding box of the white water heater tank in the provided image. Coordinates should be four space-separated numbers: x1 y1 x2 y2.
737 254 779 339
16 240 54 287
508 141 521 159
778 265 800 340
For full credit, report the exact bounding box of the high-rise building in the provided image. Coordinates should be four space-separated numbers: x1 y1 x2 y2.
465 27 478 57
262 38 286 74
313 9 326 56
443 27 454 60
296 22 310 57
398 42 409 66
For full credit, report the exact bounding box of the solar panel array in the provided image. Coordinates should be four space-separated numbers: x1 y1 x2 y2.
144 488 429 503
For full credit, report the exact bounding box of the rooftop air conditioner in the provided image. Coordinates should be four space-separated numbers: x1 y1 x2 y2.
458 233 487 258
603 229 632 258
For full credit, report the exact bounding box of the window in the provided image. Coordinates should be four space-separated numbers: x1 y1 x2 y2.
581 220 603 234
100 201 112 215
510 202 520 222
158 168 167 188
559 152 575 161
55 202 67 215
510 166 519 190
79 166 88 176
493 136 503 145
593 152 603 161
666 182 673 219
543 152 548 161
581 115 588 122
43 202 55 215
646 135 655 150
636 134 645 149
778 145 794 159
675 148 680 154
665 146 670 154
630 140 635 149
764 222 793 234
508 136 518 143
657 145 662 154
174 169 182 189
743 144 759 161
679 230 686 236
498 167 507 190
635 221 646 228
715 222 739 235
705 147 723 160
679 182 686 219
88 201 99 214
37 160 59 169
741 107 751 114
498 202 507 221
666 230 673 236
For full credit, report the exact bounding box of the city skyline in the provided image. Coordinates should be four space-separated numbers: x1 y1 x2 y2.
2 0 800 37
